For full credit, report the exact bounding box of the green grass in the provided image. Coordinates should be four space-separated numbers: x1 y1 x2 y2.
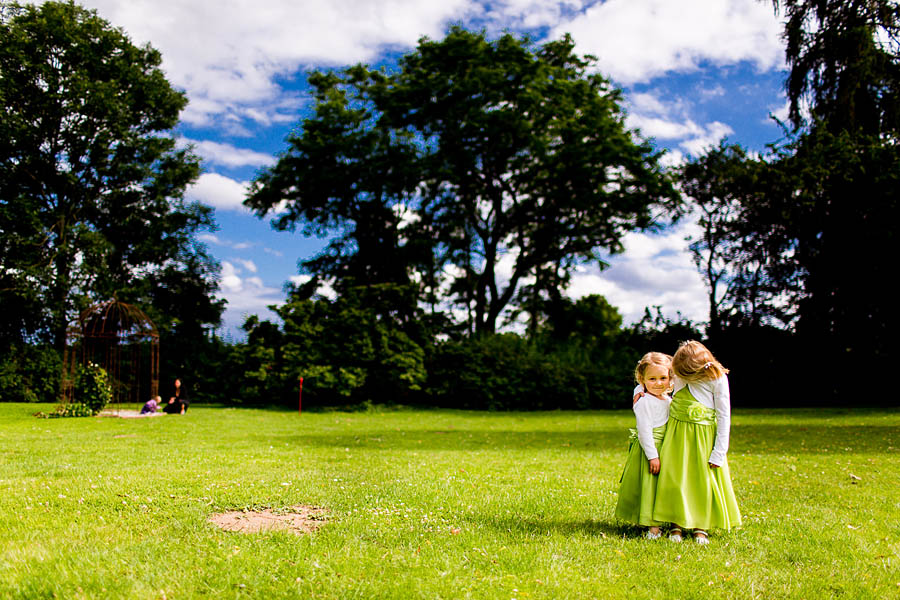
1 403 898 599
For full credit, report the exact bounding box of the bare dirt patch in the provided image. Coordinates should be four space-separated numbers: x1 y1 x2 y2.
98 409 164 418
209 505 329 535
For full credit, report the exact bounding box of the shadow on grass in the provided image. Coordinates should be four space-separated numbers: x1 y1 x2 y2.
260 430 625 452
483 515 634 539
260 424 900 455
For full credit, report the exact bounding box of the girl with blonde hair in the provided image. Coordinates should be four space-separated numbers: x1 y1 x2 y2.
615 352 673 539
652 340 741 544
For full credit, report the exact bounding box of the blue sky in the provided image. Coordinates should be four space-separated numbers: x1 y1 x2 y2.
61 0 789 338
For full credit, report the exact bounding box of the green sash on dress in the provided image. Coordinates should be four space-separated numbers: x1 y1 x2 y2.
621 424 667 481
668 391 717 425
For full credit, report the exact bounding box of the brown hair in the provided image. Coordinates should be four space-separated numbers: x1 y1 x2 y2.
672 340 729 382
634 352 673 385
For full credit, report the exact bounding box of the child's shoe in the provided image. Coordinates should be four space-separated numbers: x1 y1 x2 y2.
693 529 710 545
645 529 662 540
668 527 683 542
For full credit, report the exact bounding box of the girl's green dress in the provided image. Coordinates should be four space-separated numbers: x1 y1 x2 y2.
615 423 667 526
652 386 741 530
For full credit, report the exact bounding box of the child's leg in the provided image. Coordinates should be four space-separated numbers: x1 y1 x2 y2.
668 524 683 542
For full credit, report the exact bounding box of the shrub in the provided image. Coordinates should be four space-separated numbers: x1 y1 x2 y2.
426 334 621 410
73 362 112 415
0 345 62 403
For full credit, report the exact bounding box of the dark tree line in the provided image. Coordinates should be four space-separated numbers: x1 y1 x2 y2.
680 0 900 399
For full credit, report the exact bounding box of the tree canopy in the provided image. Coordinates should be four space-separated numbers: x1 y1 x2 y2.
0 0 222 361
775 0 900 136
678 1 900 398
247 27 677 335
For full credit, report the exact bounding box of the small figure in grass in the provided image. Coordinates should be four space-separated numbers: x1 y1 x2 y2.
651 340 742 544
140 395 161 415
163 378 189 414
615 352 674 539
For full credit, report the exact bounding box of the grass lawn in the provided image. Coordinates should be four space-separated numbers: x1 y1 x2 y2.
1 403 898 599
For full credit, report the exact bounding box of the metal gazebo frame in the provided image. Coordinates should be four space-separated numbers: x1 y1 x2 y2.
61 300 159 411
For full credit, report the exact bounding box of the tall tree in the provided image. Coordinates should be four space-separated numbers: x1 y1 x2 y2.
677 2 900 397
679 142 801 336
774 0 900 136
0 1 220 358
245 68 426 296
770 0 900 374
247 28 677 335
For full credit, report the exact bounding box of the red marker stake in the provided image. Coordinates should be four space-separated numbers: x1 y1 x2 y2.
298 377 303 415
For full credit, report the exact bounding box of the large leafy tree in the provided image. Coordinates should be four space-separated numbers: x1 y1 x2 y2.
679 142 802 336
680 2 900 396
0 1 221 360
771 0 900 371
247 27 677 335
774 0 900 136
230 283 427 406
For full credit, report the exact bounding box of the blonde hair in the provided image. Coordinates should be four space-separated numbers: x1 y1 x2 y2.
672 340 729 382
634 352 673 385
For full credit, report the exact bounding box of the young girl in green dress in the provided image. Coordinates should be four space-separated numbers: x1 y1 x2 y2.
615 352 673 539
652 340 742 544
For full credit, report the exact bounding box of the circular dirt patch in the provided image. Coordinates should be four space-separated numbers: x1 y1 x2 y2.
209 505 328 535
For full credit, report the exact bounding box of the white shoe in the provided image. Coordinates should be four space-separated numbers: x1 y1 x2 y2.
645 530 662 540
668 528 683 542
693 530 710 545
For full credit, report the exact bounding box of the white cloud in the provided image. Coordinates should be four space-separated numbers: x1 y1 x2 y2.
626 110 733 158
181 137 275 168
699 84 727 100
289 275 337 299
219 261 244 293
197 232 222 245
77 0 474 127
768 100 790 124
553 0 784 85
216 261 284 333
678 121 733 156
568 221 708 326
628 92 674 116
658 149 685 168
288 275 313 286
234 258 258 273
198 233 256 251
628 114 701 140
477 0 586 30
185 172 249 212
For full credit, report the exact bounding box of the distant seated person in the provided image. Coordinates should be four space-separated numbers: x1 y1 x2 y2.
141 395 161 415
163 378 189 414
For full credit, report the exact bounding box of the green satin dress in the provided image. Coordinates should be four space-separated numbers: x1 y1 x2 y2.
615 423 667 526
652 386 742 530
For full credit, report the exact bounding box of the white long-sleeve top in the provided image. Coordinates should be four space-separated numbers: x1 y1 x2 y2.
631 384 670 461
673 374 731 466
